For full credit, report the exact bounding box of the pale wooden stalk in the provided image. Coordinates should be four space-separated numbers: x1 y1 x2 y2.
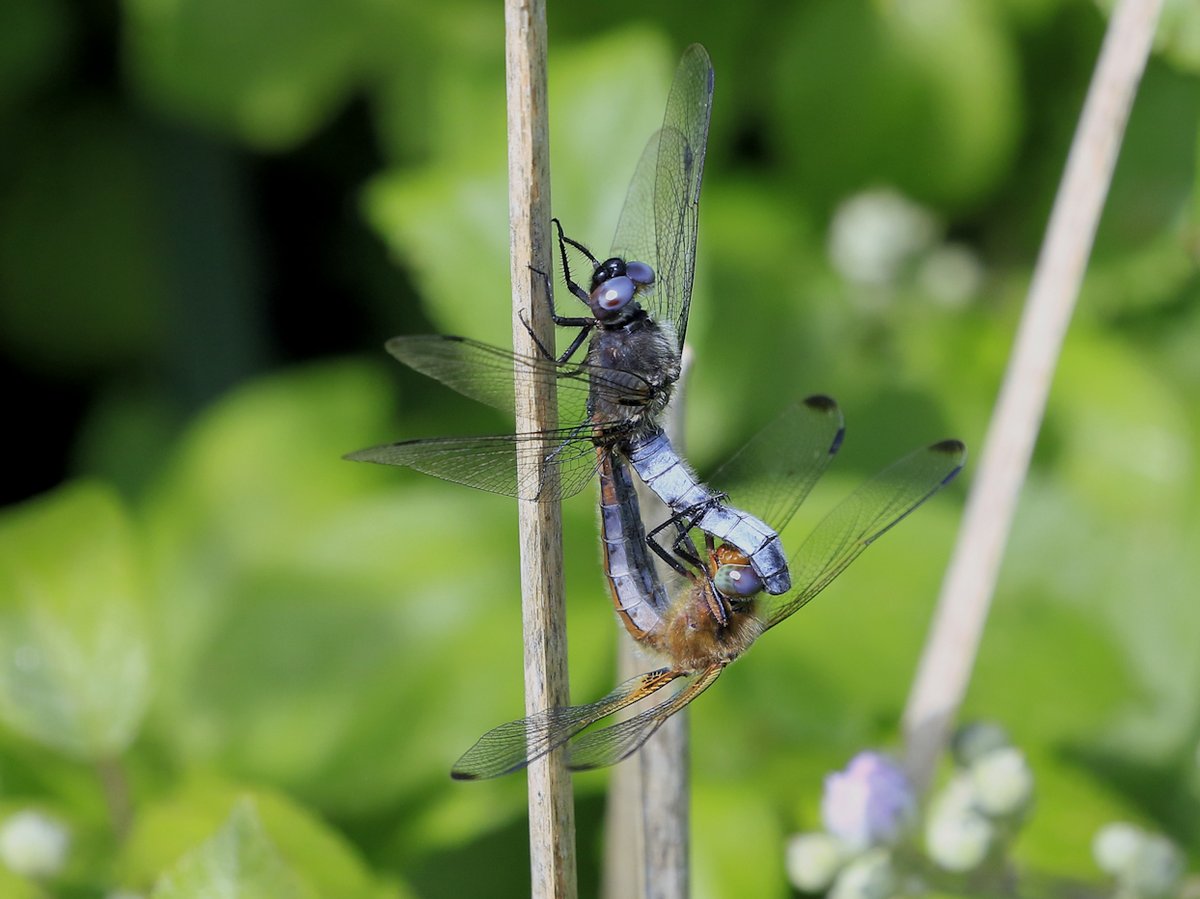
603 348 694 899
504 2 577 895
901 0 1164 791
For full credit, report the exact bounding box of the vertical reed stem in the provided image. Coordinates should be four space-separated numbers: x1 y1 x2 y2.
603 349 694 899
901 0 1164 791
504 2 578 895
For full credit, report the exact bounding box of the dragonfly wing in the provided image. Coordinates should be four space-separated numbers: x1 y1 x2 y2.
451 668 682 780
612 44 714 351
345 428 602 501
707 395 846 535
386 335 593 425
759 439 966 631
611 132 659 293
565 664 723 771
386 334 662 434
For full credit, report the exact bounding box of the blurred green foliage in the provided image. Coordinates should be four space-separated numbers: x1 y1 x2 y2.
0 0 1197 895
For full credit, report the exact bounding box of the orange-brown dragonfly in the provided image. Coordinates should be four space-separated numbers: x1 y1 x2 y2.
451 404 965 779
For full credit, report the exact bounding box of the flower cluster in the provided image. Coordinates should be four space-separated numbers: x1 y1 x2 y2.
786 726 1200 897
785 751 916 897
1093 822 1187 898
826 188 983 307
924 722 1034 872
785 725 1037 897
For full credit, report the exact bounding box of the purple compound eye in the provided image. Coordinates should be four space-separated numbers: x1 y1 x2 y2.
714 564 763 598
625 261 655 285
591 275 635 315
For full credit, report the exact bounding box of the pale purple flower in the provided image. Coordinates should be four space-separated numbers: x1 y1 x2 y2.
821 751 916 852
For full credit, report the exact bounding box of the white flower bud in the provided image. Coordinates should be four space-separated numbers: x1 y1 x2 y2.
951 722 1011 768
1094 822 1144 875
828 849 896 899
0 810 70 879
827 189 937 287
821 752 916 852
1123 833 1185 897
785 832 844 893
925 777 993 872
916 243 984 307
968 747 1034 817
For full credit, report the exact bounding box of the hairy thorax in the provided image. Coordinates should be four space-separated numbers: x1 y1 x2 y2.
587 311 681 429
648 591 765 674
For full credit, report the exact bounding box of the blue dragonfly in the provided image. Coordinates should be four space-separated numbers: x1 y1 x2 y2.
451 422 965 779
348 45 795 595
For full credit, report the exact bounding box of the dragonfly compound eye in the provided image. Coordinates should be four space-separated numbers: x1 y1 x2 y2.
591 275 636 316
592 257 626 287
624 261 655 286
714 564 763 598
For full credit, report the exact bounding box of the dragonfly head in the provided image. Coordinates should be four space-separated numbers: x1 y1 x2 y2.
710 544 764 599
588 258 656 320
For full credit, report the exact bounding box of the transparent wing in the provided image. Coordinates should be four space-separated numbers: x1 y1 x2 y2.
612 44 714 350
566 664 722 771
610 132 659 300
450 668 682 780
345 427 602 502
759 439 967 630
385 334 659 428
707 395 846 535
347 333 676 499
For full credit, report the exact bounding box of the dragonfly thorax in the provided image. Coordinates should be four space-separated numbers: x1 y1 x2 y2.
588 313 680 425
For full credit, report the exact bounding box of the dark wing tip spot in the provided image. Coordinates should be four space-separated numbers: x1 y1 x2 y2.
803 394 837 412
930 439 967 486
449 769 479 781
931 438 967 456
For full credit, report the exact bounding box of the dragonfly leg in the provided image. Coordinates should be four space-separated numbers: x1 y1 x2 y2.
518 306 592 367
526 265 595 365
551 218 596 308
644 521 693 578
698 531 730 626
645 510 706 576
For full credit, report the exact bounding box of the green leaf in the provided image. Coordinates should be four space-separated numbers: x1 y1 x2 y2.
151 799 311 899
770 0 1021 211
123 0 372 149
363 28 675 342
127 782 405 899
138 360 614 818
0 482 149 759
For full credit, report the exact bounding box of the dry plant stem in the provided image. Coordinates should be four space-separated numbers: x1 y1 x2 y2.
96 756 133 840
504 2 578 896
901 0 1164 791
603 348 694 899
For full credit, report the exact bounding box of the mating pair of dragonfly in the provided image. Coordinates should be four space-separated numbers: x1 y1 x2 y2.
348 45 965 779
